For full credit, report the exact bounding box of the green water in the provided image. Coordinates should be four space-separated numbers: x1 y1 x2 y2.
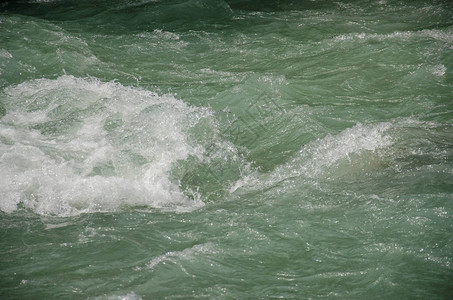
1 0 452 298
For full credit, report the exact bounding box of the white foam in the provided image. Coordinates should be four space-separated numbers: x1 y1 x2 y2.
152 29 180 40
334 28 453 45
231 122 394 192
147 243 215 269
0 76 209 216
430 64 446 77
0 49 13 59
296 122 393 176
93 292 142 300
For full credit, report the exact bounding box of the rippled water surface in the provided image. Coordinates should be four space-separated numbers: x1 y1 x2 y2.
1 0 452 298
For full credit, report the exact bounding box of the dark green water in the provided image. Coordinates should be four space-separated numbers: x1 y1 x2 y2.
1 0 452 298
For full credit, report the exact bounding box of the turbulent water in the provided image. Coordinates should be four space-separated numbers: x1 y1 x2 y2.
0 0 452 298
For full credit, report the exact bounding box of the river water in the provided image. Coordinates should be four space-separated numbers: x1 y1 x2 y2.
0 0 452 298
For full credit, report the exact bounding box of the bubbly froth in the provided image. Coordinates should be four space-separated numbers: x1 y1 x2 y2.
0 76 208 216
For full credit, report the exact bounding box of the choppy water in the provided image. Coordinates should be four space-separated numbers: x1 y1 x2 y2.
1 0 452 298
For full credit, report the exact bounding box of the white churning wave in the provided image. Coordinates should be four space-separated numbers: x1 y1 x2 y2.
230 122 394 193
0 76 211 216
